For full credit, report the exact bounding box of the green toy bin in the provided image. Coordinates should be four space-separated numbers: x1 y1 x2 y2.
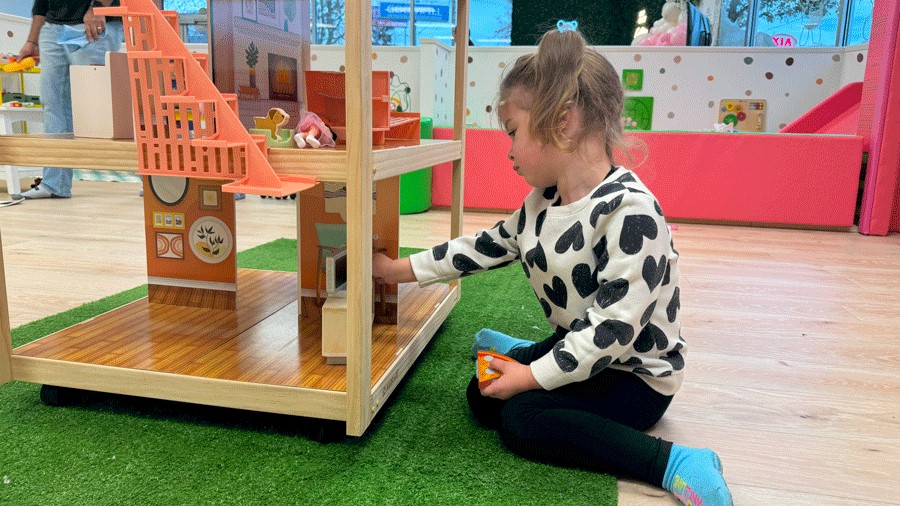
399 116 433 214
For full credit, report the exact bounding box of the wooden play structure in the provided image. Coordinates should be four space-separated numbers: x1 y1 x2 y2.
0 0 472 438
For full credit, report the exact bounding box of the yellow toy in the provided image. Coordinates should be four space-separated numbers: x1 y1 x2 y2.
2 57 36 72
253 107 289 139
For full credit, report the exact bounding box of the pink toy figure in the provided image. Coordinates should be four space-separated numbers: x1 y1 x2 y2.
294 110 336 149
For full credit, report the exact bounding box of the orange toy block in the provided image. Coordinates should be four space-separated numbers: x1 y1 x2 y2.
477 350 511 387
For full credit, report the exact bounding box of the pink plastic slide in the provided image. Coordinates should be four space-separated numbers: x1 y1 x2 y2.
779 82 863 139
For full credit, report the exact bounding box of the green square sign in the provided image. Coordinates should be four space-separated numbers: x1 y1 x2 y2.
622 69 644 91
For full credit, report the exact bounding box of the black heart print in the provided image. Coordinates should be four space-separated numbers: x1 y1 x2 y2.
590 195 624 227
593 236 609 272
496 221 511 239
596 278 628 308
590 355 613 377
662 261 671 286
593 319 634 348
539 297 552 318
433 242 448 261
452 253 482 273
570 318 590 332
654 200 664 216
525 242 548 272
572 263 600 298
555 222 585 254
542 186 557 200
543 276 568 308
592 182 626 199
535 209 547 236
616 172 636 184
620 214 658 255
521 261 531 279
517 205 527 235
662 347 685 371
633 323 668 353
616 356 643 366
475 233 508 258
642 255 667 291
666 287 680 323
552 340 578 372
640 301 657 326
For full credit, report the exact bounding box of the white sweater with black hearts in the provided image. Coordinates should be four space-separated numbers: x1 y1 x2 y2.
409 167 685 396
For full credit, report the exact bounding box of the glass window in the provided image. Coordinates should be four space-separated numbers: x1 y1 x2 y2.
755 0 841 47
845 0 873 45
162 0 208 43
312 0 511 46
717 0 751 46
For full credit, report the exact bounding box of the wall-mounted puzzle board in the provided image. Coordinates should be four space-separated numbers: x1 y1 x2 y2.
718 98 767 132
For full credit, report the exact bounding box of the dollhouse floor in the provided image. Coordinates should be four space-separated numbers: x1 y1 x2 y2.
13 268 451 392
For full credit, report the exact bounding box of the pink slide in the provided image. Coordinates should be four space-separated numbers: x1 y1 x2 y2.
779 82 863 138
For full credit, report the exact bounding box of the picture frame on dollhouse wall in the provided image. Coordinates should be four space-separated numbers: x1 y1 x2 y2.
241 0 256 20
208 0 310 130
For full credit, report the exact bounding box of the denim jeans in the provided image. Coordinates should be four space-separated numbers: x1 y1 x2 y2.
38 21 124 197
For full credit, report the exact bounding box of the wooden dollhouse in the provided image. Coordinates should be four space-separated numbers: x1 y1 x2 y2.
0 0 472 438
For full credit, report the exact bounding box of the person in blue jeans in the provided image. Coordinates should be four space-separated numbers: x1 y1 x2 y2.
12 0 124 200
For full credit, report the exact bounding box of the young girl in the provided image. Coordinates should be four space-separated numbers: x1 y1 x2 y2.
373 27 733 506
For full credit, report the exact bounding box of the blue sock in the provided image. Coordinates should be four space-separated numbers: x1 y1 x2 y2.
663 445 733 506
471 328 531 359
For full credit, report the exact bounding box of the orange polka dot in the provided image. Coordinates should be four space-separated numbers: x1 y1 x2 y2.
673 56 682 63
400 55 408 63
816 78 823 85
372 53 378 60
707 75 714 81
634 54 642 62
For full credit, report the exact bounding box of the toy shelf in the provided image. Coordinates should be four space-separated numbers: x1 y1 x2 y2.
8 269 459 423
0 0 471 438
0 135 463 183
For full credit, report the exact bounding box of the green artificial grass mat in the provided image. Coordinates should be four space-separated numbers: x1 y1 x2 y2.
0 239 617 505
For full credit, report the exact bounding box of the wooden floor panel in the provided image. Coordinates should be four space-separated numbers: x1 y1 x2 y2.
13 268 450 391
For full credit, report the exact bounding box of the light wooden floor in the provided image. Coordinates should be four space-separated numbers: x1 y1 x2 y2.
2 180 899 505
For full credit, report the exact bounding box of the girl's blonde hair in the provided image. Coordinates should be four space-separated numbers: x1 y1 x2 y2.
500 28 625 162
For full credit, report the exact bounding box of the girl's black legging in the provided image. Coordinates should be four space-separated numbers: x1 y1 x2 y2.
466 332 674 486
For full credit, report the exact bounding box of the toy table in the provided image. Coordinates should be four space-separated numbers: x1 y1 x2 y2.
0 0 473 438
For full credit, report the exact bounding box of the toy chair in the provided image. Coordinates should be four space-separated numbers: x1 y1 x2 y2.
314 222 347 305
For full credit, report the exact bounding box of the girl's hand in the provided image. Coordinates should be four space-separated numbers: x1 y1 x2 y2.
83 8 106 42
479 358 541 400
372 253 415 285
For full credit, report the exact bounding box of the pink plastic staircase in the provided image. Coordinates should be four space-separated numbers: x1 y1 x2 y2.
96 0 315 197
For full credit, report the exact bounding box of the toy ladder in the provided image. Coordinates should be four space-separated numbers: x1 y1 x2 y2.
96 0 315 197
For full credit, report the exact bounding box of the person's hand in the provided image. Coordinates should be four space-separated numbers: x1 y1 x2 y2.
479 358 541 400
373 253 414 285
18 41 39 63
83 8 106 42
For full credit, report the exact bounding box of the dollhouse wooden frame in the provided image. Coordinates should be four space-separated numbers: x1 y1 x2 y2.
0 0 471 438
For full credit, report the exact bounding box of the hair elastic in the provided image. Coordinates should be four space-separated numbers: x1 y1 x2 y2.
557 20 578 33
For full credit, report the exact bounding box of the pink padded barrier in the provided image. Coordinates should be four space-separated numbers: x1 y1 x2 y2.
857 0 900 235
432 128 863 228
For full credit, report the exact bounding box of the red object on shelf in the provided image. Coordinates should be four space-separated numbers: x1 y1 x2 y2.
305 70 418 145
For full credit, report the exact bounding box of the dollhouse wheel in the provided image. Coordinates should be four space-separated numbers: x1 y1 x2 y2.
39 384 82 406
307 419 346 443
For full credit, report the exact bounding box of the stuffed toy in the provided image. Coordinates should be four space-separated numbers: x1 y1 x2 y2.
632 1 688 46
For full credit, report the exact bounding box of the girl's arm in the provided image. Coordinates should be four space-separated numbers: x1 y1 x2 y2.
372 254 415 285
